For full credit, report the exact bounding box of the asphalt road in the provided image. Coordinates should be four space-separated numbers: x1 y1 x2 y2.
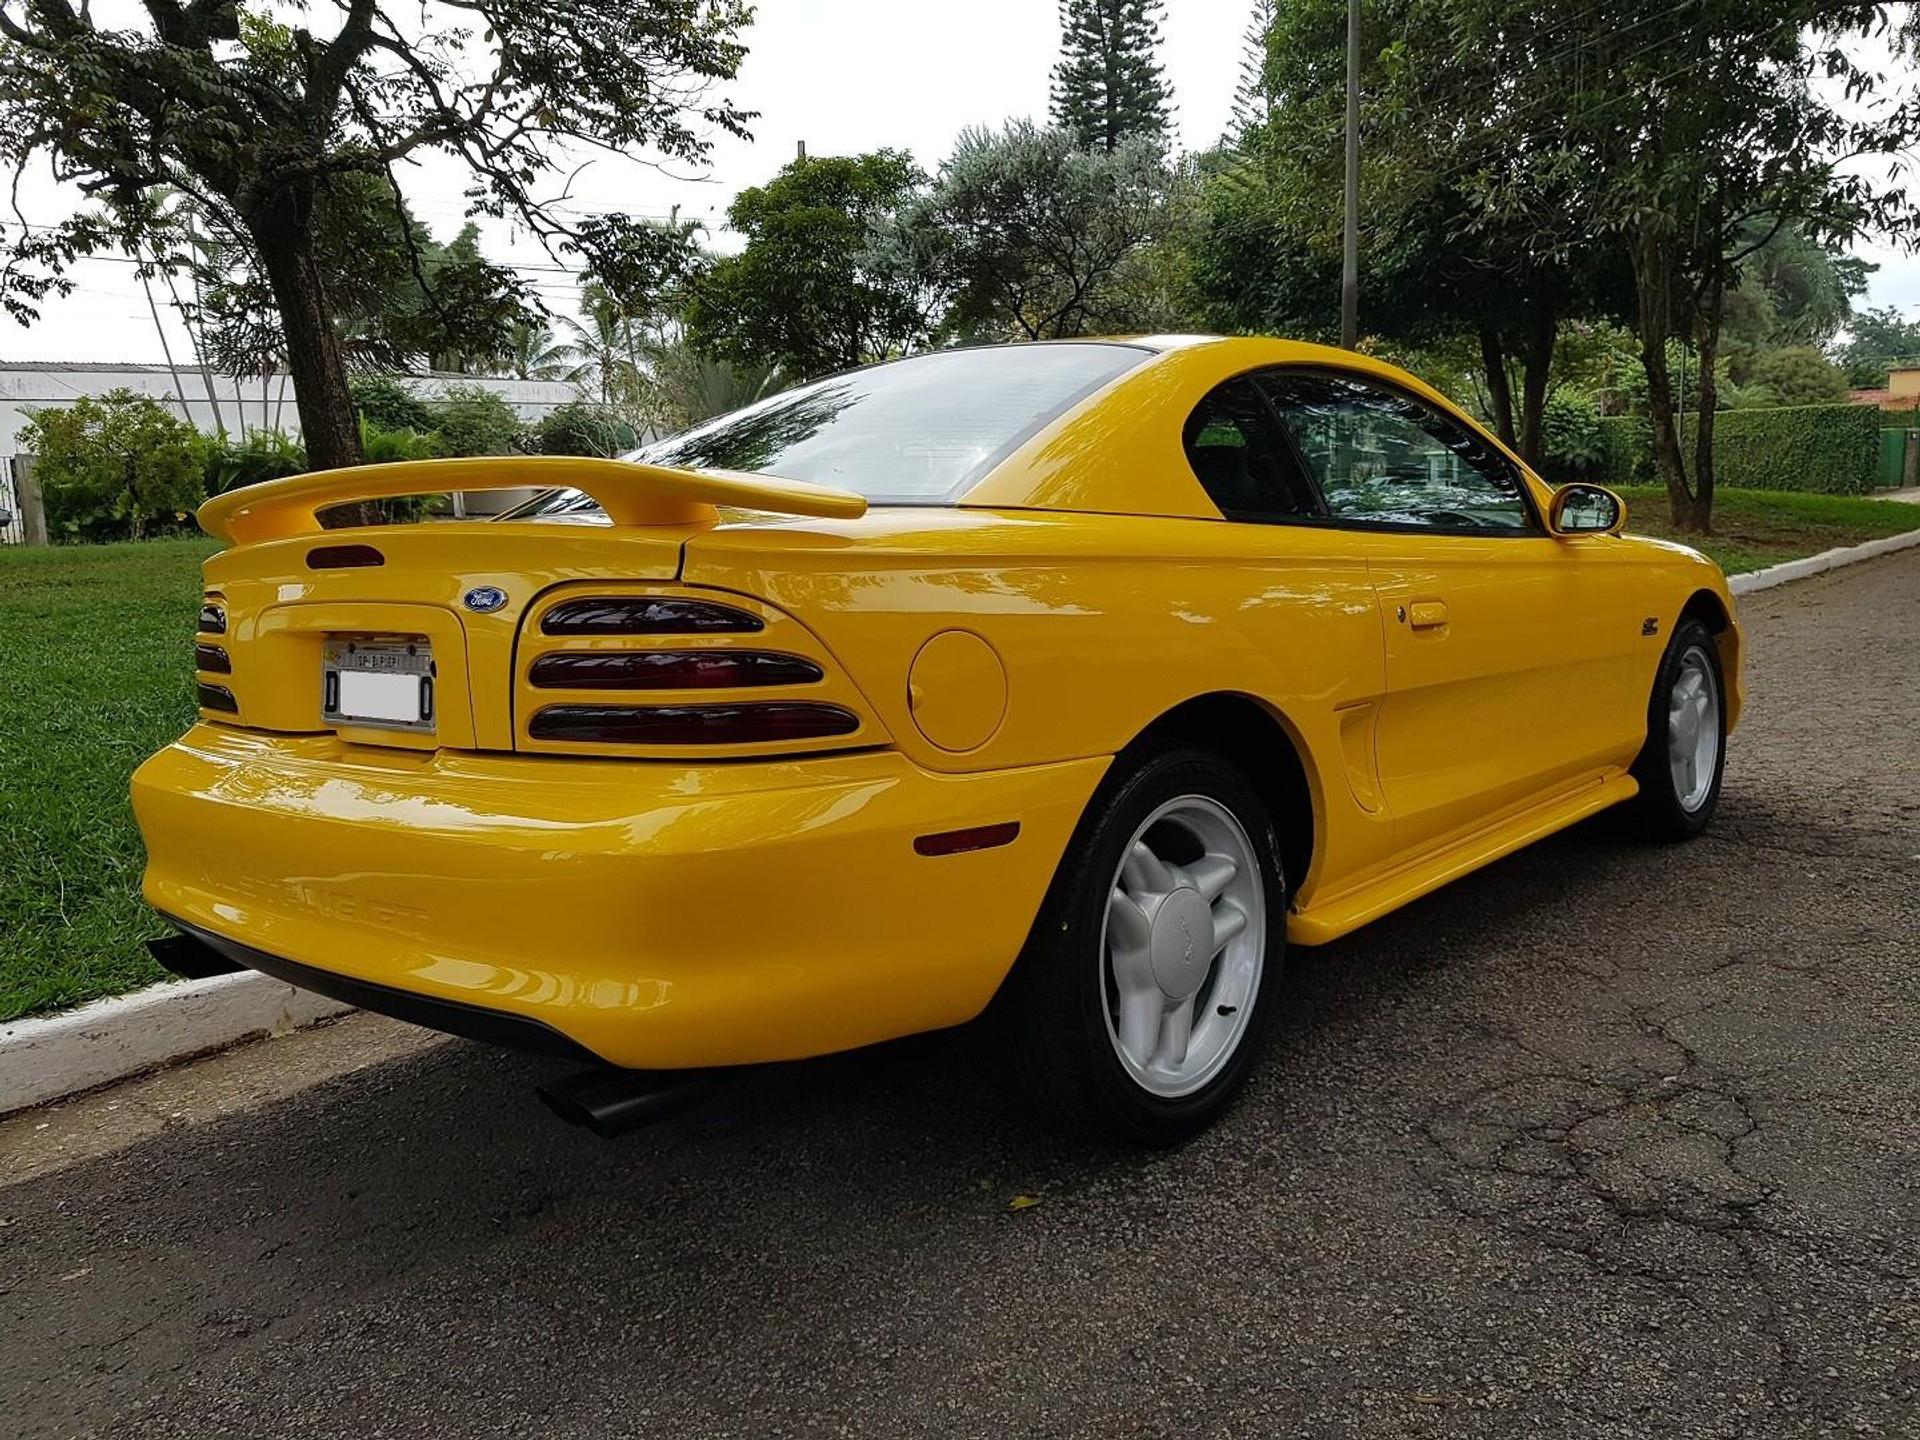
3 553 1916 1439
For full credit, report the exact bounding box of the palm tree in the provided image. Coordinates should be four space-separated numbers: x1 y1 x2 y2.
643 340 787 431
555 284 644 405
506 321 570 381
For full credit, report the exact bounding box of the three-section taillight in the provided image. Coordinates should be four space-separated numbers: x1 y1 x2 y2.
518 591 877 756
196 597 236 714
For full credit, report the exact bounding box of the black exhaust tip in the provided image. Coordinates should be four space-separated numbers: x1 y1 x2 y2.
147 934 246 981
536 1067 715 1139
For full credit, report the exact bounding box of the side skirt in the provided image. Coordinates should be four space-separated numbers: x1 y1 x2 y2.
1286 771 1638 946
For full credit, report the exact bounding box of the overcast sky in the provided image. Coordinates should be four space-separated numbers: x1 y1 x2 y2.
4 0 1917 367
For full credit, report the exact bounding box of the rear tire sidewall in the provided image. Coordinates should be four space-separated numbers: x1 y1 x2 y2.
1632 616 1727 839
1010 747 1287 1146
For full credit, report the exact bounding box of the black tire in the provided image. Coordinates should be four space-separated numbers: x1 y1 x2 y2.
1627 616 1727 840
1002 746 1287 1147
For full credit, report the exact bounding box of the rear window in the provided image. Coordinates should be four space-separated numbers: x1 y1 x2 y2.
520 343 1148 517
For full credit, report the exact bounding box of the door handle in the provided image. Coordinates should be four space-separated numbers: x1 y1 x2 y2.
1407 600 1449 629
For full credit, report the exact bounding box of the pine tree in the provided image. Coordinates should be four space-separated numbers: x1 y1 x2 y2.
1049 0 1173 153
1228 0 1279 142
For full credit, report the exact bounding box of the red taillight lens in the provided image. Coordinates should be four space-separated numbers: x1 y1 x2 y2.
198 682 238 714
541 598 764 636
529 702 860 745
199 602 226 634
528 650 823 690
194 643 231 674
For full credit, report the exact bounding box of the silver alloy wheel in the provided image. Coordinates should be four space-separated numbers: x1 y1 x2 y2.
1668 643 1722 813
1100 795 1267 1100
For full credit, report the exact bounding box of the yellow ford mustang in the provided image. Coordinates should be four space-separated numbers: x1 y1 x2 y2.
134 336 1742 1144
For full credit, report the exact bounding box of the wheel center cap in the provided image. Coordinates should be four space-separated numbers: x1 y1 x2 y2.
1148 886 1214 998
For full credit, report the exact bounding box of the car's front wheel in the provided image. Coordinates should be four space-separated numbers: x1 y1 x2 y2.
1005 747 1285 1146
1629 616 1727 839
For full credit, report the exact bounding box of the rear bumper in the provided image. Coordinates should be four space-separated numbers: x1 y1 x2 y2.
132 725 1104 1069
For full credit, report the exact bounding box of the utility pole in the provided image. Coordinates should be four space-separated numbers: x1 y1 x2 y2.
1340 0 1360 349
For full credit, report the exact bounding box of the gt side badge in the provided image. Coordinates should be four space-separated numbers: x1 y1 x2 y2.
1642 617 1660 637
464 585 508 613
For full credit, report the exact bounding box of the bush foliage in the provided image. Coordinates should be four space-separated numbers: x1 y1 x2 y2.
1597 403 1878 494
23 390 206 540
534 400 641 457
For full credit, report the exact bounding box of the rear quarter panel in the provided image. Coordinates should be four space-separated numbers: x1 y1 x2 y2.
682 508 1398 902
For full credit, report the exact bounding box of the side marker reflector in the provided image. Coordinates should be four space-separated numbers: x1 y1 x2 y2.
913 821 1021 857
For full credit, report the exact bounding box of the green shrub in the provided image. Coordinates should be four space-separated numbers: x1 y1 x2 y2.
1744 345 1849 408
23 390 206 541
534 400 641 457
350 374 437 433
1715 404 1879 494
430 382 525 456
1538 392 1605 483
1595 404 1877 494
359 418 440 465
203 428 307 494
1596 415 1654 489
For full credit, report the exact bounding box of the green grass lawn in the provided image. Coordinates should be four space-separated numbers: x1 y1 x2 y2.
1 537 217 1021
1616 485 1920 575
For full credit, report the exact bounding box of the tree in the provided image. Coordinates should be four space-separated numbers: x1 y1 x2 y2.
1 0 749 470
902 122 1176 341
1445 1 1920 529
505 322 571 382
23 390 205 540
1838 305 1920 387
1050 0 1173 153
1744 345 1850 407
190 192 534 380
1189 0 1632 464
1227 0 1280 143
559 285 649 408
685 152 936 381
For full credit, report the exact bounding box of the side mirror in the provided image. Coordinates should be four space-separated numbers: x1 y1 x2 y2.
1549 483 1626 537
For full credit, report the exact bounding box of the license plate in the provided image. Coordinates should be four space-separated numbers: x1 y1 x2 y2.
323 636 434 733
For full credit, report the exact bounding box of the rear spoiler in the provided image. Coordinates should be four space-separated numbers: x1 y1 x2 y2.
196 455 868 545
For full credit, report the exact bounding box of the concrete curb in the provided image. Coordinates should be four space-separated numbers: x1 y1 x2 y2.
1728 527 1920 595
0 972 352 1117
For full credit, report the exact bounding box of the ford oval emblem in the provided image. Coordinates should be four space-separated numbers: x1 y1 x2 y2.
463 585 507 614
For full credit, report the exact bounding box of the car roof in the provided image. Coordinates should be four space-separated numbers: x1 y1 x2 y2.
956 334 1476 518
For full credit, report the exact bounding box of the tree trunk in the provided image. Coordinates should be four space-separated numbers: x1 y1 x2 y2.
1686 265 1723 534
1630 226 1696 529
248 209 362 473
1516 300 1557 468
1477 325 1517 451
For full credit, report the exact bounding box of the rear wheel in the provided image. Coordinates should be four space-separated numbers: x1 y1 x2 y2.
1628 617 1727 840
1005 747 1285 1146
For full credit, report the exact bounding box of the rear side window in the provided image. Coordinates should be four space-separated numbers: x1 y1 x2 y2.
1182 378 1320 521
1258 371 1534 532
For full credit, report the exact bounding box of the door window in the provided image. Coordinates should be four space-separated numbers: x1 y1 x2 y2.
1259 372 1534 532
1182 378 1321 521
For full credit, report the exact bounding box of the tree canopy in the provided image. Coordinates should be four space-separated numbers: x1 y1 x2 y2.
1049 0 1173 152
901 122 1179 341
685 151 936 380
0 0 750 467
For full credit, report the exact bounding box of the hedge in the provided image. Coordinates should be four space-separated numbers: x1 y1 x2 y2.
1595 404 1879 495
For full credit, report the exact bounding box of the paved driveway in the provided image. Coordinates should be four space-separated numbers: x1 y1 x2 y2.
2 553 1915 1439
